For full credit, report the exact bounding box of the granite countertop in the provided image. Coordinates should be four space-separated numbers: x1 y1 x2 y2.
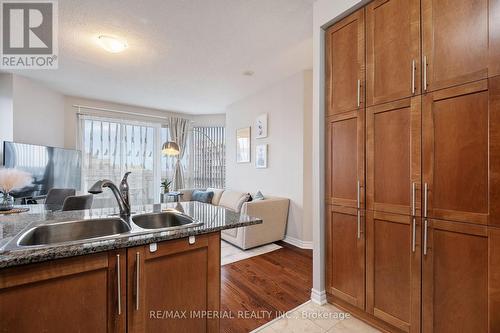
0 201 262 269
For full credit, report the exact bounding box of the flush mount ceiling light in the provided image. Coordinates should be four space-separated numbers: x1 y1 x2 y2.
97 35 128 53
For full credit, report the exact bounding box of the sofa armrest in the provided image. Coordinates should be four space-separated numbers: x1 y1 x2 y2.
236 197 290 249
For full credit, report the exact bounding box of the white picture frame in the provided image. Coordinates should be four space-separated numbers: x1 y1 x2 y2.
236 127 251 163
255 144 268 168
255 113 268 139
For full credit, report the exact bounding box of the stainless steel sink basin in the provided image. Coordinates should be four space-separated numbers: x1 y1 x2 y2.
17 218 131 247
132 211 203 230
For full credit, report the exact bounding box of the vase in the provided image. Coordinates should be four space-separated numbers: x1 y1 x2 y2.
0 193 14 211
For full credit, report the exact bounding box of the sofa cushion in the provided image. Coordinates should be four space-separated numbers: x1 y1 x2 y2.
206 188 224 205
192 190 214 204
219 190 250 212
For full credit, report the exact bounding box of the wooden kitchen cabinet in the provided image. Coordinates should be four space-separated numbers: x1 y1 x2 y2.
127 232 220 333
422 219 489 332
366 0 421 106
366 97 421 215
490 0 500 77
0 250 126 333
366 211 421 333
325 9 365 116
325 111 365 209
325 205 365 310
422 0 489 92
422 78 500 226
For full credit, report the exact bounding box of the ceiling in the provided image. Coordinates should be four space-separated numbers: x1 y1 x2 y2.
8 0 314 114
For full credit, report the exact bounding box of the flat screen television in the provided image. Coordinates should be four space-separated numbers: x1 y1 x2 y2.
3 142 82 198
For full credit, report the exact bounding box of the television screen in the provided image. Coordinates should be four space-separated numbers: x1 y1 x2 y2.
3 142 82 198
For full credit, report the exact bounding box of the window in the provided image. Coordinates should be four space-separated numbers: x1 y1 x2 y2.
191 127 225 189
79 114 225 207
79 116 158 208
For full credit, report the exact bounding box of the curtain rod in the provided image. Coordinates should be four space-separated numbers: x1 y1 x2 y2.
72 104 194 122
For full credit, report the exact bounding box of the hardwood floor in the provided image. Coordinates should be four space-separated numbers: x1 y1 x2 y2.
220 241 313 333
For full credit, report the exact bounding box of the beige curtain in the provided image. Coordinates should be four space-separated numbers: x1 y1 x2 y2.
169 117 190 190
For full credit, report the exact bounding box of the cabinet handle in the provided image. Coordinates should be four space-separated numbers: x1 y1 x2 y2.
357 79 361 107
411 59 416 94
357 210 361 239
423 56 428 92
116 254 122 315
423 219 428 256
357 180 360 209
412 217 416 253
412 182 416 216
135 252 140 311
424 183 428 218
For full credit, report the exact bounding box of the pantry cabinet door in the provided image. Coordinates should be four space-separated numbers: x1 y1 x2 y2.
423 80 492 225
366 97 421 215
422 219 488 332
422 0 488 92
325 9 365 116
366 211 421 333
325 111 365 209
366 0 421 106
326 205 365 310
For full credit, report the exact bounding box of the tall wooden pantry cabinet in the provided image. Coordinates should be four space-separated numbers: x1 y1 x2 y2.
324 0 500 332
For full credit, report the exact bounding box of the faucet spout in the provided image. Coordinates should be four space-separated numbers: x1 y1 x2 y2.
88 174 131 217
120 172 132 209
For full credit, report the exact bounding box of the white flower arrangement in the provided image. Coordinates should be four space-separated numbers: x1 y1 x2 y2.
0 168 32 194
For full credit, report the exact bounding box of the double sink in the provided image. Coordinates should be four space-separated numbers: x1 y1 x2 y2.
10 210 203 250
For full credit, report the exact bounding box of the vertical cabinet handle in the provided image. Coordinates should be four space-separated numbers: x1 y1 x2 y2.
357 79 361 107
412 182 416 216
116 254 122 315
423 56 428 92
411 60 416 94
412 217 416 253
357 180 361 239
357 210 361 239
135 252 140 311
424 183 428 218
423 219 428 256
356 180 361 209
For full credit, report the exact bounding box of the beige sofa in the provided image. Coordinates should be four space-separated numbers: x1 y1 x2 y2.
179 188 290 250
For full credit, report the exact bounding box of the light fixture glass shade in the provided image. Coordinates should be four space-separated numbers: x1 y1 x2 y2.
97 35 128 53
162 141 180 156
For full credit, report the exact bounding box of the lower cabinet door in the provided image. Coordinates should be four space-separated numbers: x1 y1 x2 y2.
127 232 221 333
326 205 365 309
422 219 488 333
366 211 421 333
0 250 126 333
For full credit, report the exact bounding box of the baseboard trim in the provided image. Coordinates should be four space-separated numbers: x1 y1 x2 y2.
310 288 327 305
283 235 313 249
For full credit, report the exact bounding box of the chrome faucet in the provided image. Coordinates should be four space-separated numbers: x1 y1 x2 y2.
88 172 132 217
120 172 131 209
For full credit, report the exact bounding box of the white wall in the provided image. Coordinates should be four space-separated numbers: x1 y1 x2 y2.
311 0 366 304
12 75 66 148
0 73 14 165
225 70 313 245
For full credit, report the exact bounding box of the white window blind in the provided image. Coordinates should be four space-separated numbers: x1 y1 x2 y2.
78 115 159 208
191 127 225 189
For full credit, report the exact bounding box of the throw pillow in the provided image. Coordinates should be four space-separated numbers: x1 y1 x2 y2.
192 190 214 204
254 190 265 200
206 187 224 205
